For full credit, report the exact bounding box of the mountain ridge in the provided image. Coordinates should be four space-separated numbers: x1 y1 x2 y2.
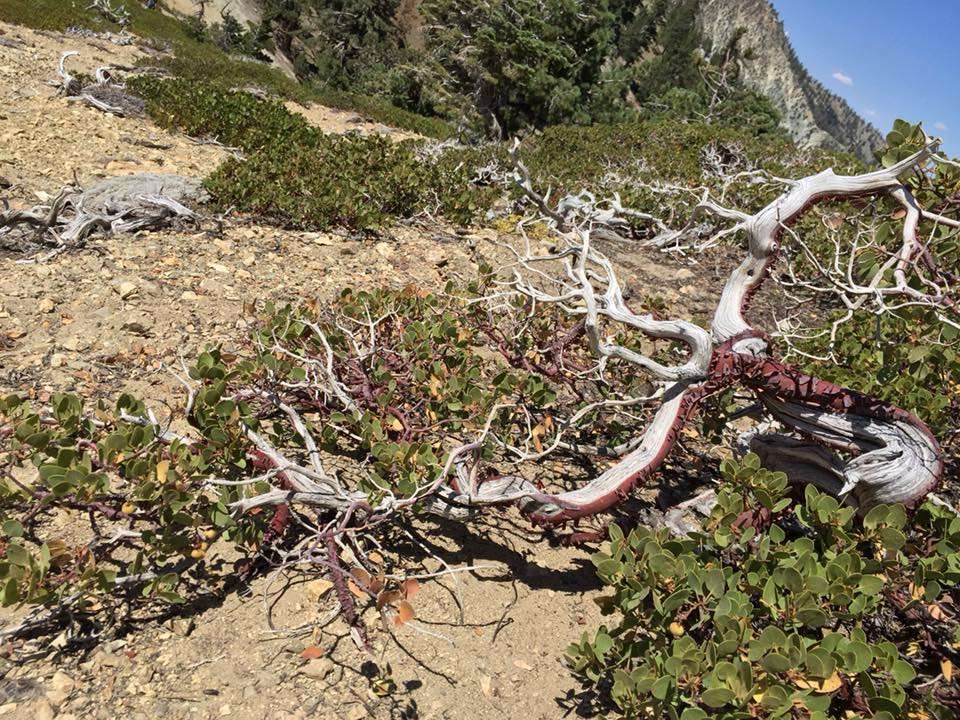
697 0 883 162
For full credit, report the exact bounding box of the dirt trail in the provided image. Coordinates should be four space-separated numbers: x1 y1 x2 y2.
0 20 724 720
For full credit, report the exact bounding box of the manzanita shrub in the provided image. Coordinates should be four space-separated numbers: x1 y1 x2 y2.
793 120 960 437
568 455 960 719
127 77 490 231
0 280 617 643
0 288 492 627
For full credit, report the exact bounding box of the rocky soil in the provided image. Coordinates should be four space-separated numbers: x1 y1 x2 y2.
0 19 737 720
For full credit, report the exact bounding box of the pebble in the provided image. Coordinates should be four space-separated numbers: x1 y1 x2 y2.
51 670 75 695
298 658 333 680
34 700 55 720
116 281 138 299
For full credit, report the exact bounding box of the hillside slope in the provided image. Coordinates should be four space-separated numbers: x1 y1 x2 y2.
698 0 883 161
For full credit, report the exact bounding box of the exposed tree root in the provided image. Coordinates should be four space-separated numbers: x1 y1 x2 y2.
57 50 145 117
1 174 202 259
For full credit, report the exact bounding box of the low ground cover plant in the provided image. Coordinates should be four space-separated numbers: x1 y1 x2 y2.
569 456 960 719
129 77 488 230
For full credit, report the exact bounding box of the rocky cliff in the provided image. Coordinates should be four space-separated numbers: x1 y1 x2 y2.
697 0 883 162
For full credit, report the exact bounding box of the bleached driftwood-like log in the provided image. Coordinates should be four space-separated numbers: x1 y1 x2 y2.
463 140 953 522
56 51 145 117
1 174 203 258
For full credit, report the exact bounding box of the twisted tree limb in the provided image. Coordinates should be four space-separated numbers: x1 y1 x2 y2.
470 141 953 522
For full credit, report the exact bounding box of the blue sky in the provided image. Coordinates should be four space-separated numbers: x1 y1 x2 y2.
769 0 958 156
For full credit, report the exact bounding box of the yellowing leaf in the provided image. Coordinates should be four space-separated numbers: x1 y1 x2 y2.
927 603 946 620
156 459 170 484
347 580 365 599
376 590 402 610
941 659 953 682
794 673 842 693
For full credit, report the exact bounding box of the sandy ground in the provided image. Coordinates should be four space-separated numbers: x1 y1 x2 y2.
0 20 728 720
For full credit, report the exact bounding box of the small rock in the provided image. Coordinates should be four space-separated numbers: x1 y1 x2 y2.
299 658 333 680
38 297 56 313
219 705 232 716
50 353 67 368
50 670 75 695
120 322 151 336
0 176 11 189
306 578 333 601
303 232 334 246
180 290 199 301
140 280 161 296
374 242 394 259
425 247 446 266
675 268 695 280
34 700 55 720
254 670 279 689
96 652 123 667
168 618 195 637
45 689 68 707
61 336 86 351
116 281 138 299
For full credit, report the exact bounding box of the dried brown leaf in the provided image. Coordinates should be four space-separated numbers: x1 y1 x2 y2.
401 578 420 600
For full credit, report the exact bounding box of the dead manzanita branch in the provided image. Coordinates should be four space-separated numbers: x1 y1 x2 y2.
472 141 953 522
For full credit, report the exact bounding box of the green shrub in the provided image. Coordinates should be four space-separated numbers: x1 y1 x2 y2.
0 0 101 30
0 287 552 627
0 0 448 136
569 455 960 719
128 78 487 231
793 120 960 435
205 133 485 230
127 76 316 152
422 0 629 134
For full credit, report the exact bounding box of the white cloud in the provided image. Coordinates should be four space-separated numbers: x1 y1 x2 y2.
934 121 949 131
863 108 877 117
832 71 854 86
